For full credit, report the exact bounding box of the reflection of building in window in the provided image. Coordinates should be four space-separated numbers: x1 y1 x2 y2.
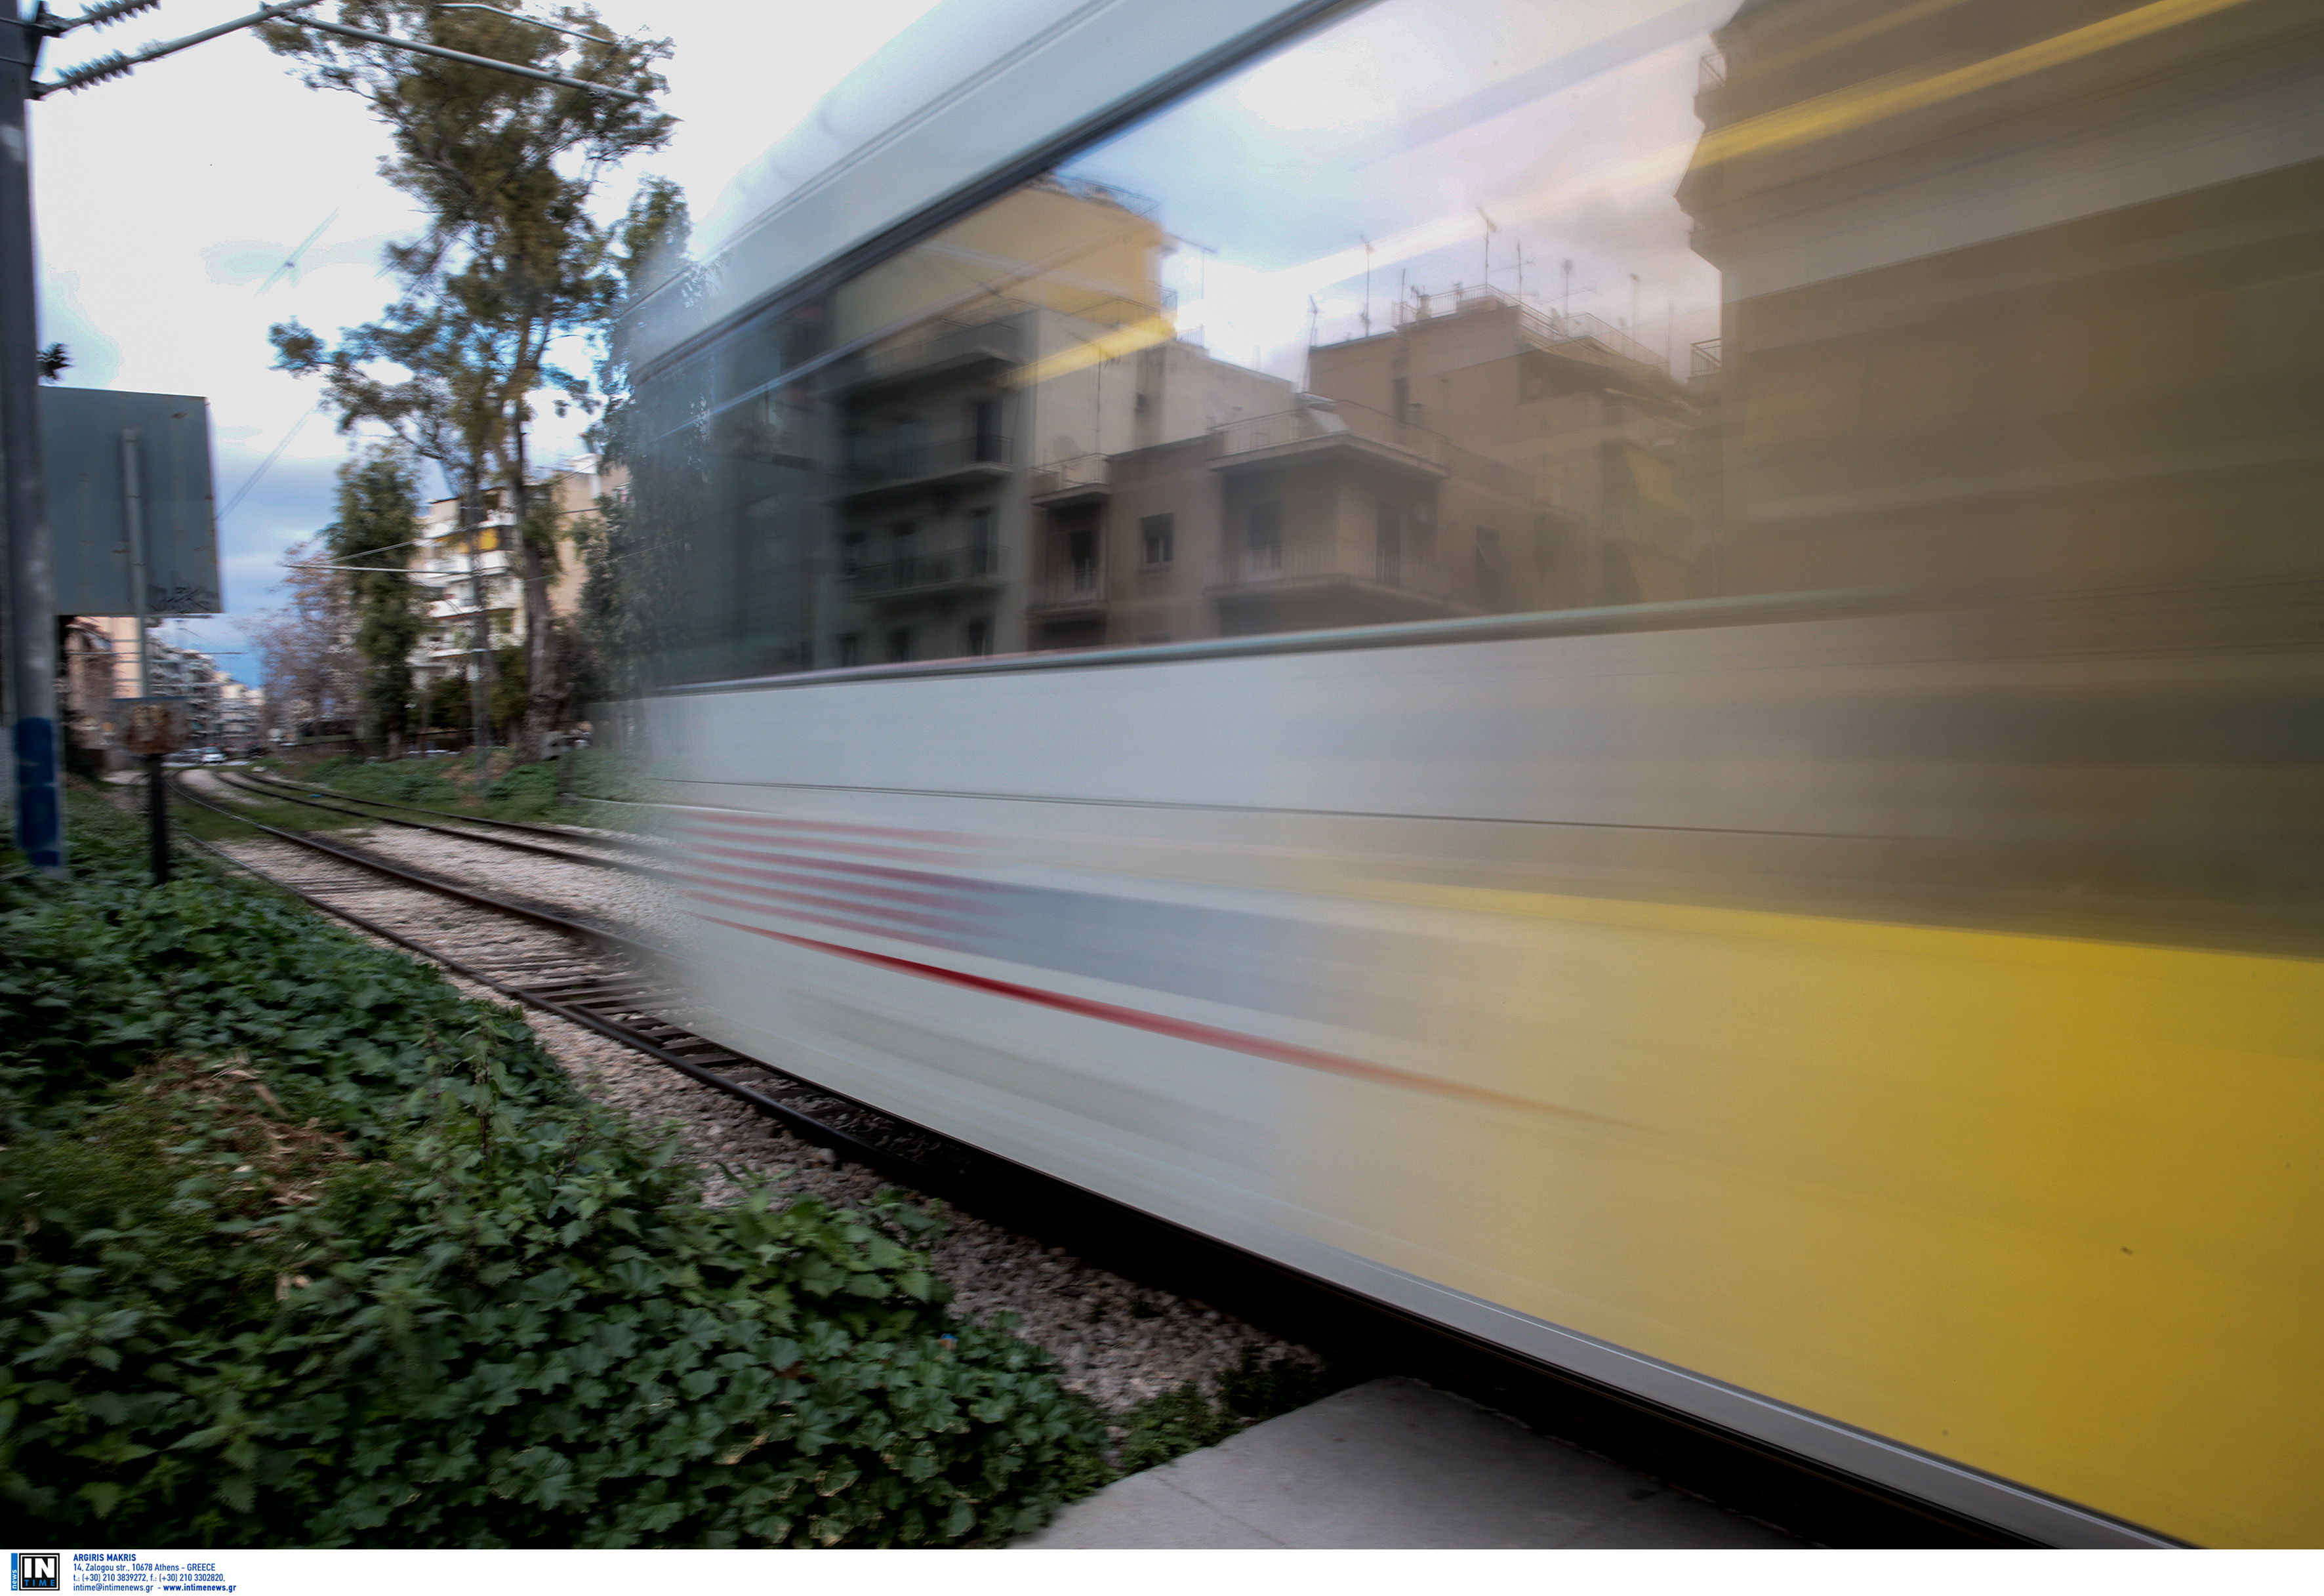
1677 0 2322 602
1005 282 1711 648
819 178 1299 663
1306 290 1707 611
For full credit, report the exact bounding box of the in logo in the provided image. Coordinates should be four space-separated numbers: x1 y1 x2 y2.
10 1555 59 1593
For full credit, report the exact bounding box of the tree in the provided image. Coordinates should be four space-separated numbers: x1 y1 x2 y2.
262 3 674 760
328 447 426 752
574 177 693 699
250 539 363 747
272 300 507 767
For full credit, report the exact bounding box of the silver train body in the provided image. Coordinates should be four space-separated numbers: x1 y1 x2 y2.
619 0 2324 1548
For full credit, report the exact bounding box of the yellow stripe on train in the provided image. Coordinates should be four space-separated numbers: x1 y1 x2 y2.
1295 878 2324 1546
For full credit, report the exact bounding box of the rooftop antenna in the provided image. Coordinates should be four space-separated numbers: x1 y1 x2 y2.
1396 266 1407 326
1478 209 1498 295
1305 295 1318 385
1360 236 1374 337
1629 272 1641 333
1561 258 1574 320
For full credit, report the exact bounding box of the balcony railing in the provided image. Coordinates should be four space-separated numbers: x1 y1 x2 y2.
843 542 1004 598
1395 287 1669 373
1212 400 1450 469
826 317 1021 392
1690 338 1724 378
1221 537 1435 589
1033 560 1107 608
1030 453 1109 497
1515 303 1668 371
840 433 1011 485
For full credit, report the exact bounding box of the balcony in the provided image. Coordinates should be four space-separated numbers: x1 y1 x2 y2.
1206 537 1469 633
823 317 1021 398
1210 401 1450 480
1030 453 1109 505
831 434 1012 504
1030 560 1107 612
1690 338 1724 379
843 542 1006 601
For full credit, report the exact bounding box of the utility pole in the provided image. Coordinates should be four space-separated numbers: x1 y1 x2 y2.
1 9 56 873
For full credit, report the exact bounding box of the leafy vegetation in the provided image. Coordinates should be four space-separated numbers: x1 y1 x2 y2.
1 788 1111 1545
302 756 466 811
329 450 427 748
296 747 654 827
262 2 679 763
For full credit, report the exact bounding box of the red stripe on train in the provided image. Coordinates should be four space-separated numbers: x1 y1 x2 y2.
697 915 1603 1123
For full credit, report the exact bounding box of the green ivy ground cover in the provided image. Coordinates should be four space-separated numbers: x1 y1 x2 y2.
300 749 653 825
0 790 1112 1545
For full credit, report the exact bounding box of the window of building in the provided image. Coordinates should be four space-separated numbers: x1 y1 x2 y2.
1475 525 1505 586
840 529 865 576
891 417 926 476
886 626 914 663
968 506 998 575
1141 513 1175 567
836 633 861 668
969 398 1003 462
965 616 992 656
1377 503 1403 586
1065 525 1102 600
1247 500 1283 577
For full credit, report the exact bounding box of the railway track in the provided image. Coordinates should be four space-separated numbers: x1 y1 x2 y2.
170 769 965 1178
214 767 670 873
166 766 2028 1549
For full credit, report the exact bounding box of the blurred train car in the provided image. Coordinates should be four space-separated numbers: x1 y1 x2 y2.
612 0 2323 1547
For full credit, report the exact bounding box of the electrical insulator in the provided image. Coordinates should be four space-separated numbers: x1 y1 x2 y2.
71 0 163 28
47 50 134 91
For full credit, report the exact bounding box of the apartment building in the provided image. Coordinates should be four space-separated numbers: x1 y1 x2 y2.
811 177 1296 666
1305 289 1709 611
1005 288 1703 651
411 455 615 735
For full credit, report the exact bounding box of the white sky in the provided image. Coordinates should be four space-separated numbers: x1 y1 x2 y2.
32 0 945 682
1065 0 1726 389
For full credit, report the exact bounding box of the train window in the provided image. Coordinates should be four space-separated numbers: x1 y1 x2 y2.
616 0 2321 685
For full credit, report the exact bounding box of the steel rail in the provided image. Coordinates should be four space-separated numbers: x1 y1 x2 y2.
214 770 679 879
231 765 664 852
169 773 931 1177
175 771 660 948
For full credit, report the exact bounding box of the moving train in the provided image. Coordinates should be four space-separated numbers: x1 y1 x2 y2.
611 0 2323 1547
